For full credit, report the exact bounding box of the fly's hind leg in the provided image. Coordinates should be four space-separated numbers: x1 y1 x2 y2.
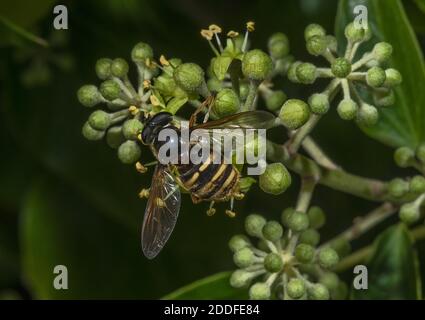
189 95 215 127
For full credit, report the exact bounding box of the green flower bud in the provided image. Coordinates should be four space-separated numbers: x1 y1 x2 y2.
274 56 295 76
307 206 326 229
388 178 409 198
265 91 287 112
295 243 315 264
417 143 425 164
331 58 351 78
304 24 326 41
106 126 125 149
306 35 327 56
257 239 270 252
308 283 330 300
242 49 273 81
239 83 249 101
173 63 206 94
326 35 338 52
279 99 310 130
344 22 365 43
82 122 104 141
77 85 102 107
264 253 283 273
122 119 144 140
317 247 339 269
230 270 254 288
288 61 301 83
299 229 320 247
329 238 352 258
394 147 414 168
287 211 309 232
111 58 129 78
117 141 141 164
207 78 222 92
249 282 271 300
131 42 154 63
213 88 239 118
95 58 112 80
99 80 121 101
356 104 378 126
296 62 317 84
259 163 292 195
281 207 295 227
88 110 112 131
268 32 290 59
366 67 386 88
332 281 348 300
234 247 255 268
399 203 420 225
337 99 358 121
410 176 425 194
245 214 267 238
308 93 329 115
287 278 306 299
373 42 393 63
373 90 395 107
384 68 402 87
319 272 340 292
262 221 283 242
229 235 251 252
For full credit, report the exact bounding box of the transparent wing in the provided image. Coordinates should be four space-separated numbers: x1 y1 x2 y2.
193 111 276 130
141 164 181 259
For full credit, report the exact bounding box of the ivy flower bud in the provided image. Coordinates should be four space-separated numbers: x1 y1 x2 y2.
82 122 104 141
173 63 206 94
99 80 121 101
245 214 267 238
259 163 292 195
399 203 420 225
207 78 222 92
296 62 317 84
249 282 271 300
331 58 351 78
373 90 395 107
262 221 283 242
384 68 402 87
306 35 327 56
308 283 330 300
307 206 326 229
287 211 309 232
111 58 129 78
287 278 306 299
213 88 239 118
308 93 330 115
106 126 125 149
234 247 255 268
287 61 301 83
88 110 112 131
229 235 251 252
281 207 295 227
366 67 386 88
95 58 112 80
299 229 320 247
317 247 339 269
394 147 414 168
372 42 393 63
265 91 287 112
122 119 144 140
239 83 249 101
337 99 358 121
357 104 378 126
326 35 338 52
409 176 425 194
344 22 365 43
268 32 290 59
131 42 154 63
77 85 102 107
304 24 326 41
417 143 425 164
388 178 409 198
230 270 253 288
117 141 141 164
279 99 310 130
329 238 352 258
242 49 273 81
264 253 283 273
295 243 315 264
319 272 340 292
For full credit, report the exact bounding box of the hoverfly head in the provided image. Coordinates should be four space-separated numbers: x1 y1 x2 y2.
140 112 173 145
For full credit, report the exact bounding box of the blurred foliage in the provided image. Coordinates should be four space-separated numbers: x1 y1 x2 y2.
0 0 424 299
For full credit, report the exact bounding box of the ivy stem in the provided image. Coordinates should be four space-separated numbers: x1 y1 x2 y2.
242 80 259 111
352 52 374 71
287 114 322 155
302 137 340 170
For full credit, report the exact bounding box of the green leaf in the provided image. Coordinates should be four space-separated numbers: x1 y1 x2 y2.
166 96 188 114
213 56 233 81
162 272 248 300
414 0 425 14
336 0 425 148
351 224 422 300
0 17 48 47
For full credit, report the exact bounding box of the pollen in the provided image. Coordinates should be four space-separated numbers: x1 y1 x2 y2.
150 94 161 106
155 197 166 208
128 105 139 116
138 188 150 198
246 21 255 32
143 79 151 89
136 162 148 173
159 55 170 66
227 31 239 38
209 24 222 34
201 29 214 41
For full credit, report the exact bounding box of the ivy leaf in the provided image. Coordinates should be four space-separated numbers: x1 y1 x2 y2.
213 56 233 81
351 224 422 300
166 96 188 114
336 0 425 148
162 272 248 300
414 0 425 14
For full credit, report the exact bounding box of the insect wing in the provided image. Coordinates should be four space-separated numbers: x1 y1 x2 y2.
193 111 276 130
141 164 181 259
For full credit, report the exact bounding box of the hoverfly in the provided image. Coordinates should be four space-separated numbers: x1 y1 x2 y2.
139 96 275 259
